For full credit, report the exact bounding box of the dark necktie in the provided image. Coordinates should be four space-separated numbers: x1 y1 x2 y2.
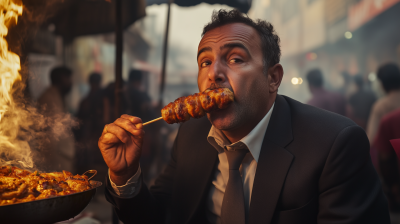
221 147 248 224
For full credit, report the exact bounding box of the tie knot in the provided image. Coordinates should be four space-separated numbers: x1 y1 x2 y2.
224 147 248 170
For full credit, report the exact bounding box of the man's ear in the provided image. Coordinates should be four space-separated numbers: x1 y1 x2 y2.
268 63 283 93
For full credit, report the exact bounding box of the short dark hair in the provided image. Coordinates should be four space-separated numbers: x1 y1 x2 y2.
50 66 72 85
306 69 323 87
129 69 143 82
89 72 102 85
377 63 400 93
202 9 281 73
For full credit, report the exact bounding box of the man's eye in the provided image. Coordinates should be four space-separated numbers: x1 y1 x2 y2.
201 61 211 67
229 58 242 64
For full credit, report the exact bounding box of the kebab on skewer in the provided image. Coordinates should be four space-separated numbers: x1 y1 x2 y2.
143 87 234 125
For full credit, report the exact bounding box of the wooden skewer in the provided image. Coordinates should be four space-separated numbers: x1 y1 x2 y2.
142 117 163 126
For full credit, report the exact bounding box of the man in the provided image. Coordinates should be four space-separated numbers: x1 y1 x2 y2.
38 66 73 117
306 69 347 116
76 72 103 141
126 69 152 120
374 108 400 211
76 72 104 174
38 66 75 172
367 63 400 143
126 69 156 178
98 10 389 224
348 75 376 130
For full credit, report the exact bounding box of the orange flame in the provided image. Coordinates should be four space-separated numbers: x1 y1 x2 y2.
0 0 31 167
0 0 22 120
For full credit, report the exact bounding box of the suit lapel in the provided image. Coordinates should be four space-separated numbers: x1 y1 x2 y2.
248 95 294 224
171 118 218 224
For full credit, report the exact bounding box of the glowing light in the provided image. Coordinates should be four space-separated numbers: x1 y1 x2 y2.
368 72 377 82
345 31 353 39
291 77 304 85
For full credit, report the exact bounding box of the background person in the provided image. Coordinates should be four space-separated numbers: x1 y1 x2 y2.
374 108 400 212
306 69 347 116
38 66 73 116
102 81 129 124
127 69 152 120
126 69 157 182
347 74 376 130
75 72 105 175
37 66 75 172
367 63 400 144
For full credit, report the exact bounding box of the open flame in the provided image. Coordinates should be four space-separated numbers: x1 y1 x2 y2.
0 0 78 171
0 0 22 120
0 0 32 167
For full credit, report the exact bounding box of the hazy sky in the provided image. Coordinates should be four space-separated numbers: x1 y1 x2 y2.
146 3 235 71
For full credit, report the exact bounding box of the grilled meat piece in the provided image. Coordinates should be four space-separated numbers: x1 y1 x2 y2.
161 102 178 124
173 96 190 122
184 93 205 118
214 87 235 109
161 88 234 124
199 89 218 112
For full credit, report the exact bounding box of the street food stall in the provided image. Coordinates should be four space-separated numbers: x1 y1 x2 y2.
0 0 145 223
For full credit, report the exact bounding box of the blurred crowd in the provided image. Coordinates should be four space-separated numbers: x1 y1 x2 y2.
305 63 400 213
36 67 178 192
37 62 400 215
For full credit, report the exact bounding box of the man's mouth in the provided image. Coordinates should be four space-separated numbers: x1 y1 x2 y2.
206 83 234 93
209 101 233 116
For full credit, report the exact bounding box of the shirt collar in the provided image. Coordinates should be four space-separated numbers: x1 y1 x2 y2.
207 103 275 163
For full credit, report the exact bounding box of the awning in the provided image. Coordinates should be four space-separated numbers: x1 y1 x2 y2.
22 0 146 42
147 0 252 13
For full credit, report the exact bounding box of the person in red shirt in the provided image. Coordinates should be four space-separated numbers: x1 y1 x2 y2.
374 108 400 211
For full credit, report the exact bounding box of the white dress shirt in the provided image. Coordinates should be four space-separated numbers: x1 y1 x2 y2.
109 104 274 223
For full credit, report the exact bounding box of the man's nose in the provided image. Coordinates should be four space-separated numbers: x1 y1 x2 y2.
208 61 226 84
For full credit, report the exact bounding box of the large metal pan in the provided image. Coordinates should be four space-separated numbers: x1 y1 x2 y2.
0 170 102 224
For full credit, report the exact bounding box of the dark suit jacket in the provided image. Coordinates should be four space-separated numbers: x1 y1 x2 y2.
105 95 390 224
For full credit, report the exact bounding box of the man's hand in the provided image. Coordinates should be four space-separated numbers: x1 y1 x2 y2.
98 115 144 186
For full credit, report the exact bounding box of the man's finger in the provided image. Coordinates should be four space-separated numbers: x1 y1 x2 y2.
114 118 144 136
99 132 121 146
104 123 131 143
102 124 109 134
121 114 142 125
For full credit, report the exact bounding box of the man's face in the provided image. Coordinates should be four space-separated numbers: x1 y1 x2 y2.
197 23 270 130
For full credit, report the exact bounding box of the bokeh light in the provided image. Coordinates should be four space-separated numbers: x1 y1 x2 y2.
368 72 377 82
345 31 353 39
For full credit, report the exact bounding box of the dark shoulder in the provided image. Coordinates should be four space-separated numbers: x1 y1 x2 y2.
281 95 369 167
282 95 358 137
